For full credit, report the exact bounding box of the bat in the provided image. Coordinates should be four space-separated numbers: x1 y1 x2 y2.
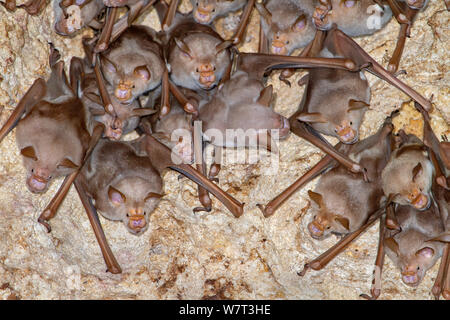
76 133 245 272
1 0 47 15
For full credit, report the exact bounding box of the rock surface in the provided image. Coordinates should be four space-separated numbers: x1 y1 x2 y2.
0 0 448 300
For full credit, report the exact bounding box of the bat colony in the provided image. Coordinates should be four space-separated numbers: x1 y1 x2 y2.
0 0 448 299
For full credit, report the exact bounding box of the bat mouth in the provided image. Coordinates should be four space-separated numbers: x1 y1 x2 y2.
308 221 325 238
194 9 213 23
410 193 430 211
199 72 216 89
406 0 426 9
115 86 132 102
336 126 357 144
27 174 50 193
128 215 147 234
401 272 419 286
271 41 287 55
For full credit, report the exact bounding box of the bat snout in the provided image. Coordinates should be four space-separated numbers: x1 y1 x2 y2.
271 40 288 55
406 0 426 9
308 220 325 238
194 8 213 23
127 208 148 234
27 173 50 193
401 270 420 286
198 66 216 89
410 193 430 211
114 84 132 102
335 125 357 144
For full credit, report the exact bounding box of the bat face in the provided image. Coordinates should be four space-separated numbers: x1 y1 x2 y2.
385 205 444 287
168 33 231 91
313 0 392 37
258 0 315 55
100 27 165 104
16 100 85 193
381 138 434 211
83 140 164 235
54 0 105 36
190 0 246 24
406 0 428 10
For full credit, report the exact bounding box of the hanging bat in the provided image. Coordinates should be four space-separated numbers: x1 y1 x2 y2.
312 0 392 37
54 0 106 36
1 0 47 15
257 0 317 56
190 0 257 44
305 111 394 239
75 133 245 272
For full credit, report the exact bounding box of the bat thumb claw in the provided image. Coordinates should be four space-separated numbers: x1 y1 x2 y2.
38 217 52 233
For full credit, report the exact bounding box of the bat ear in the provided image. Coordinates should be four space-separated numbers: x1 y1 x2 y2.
291 14 306 32
412 162 423 182
144 192 164 202
334 215 350 231
257 85 273 107
101 56 117 73
20 146 38 161
134 66 151 81
297 112 328 124
308 190 323 208
57 158 79 170
255 2 272 25
216 41 232 55
108 186 126 205
415 247 435 259
174 37 193 59
347 99 370 112
384 237 400 257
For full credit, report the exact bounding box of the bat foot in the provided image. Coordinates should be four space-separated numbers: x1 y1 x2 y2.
279 77 291 88
297 264 310 277
256 203 274 218
106 265 122 274
38 217 52 233
193 206 212 213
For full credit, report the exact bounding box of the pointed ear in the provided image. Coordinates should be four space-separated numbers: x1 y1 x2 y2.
291 14 306 32
57 158 79 170
174 37 193 58
416 247 435 259
256 2 272 25
308 190 323 207
384 237 400 257
216 41 232 55
412 162 422 182
20 146 37 161
347 99 370 112
144 192 164 201
134 65 151 81
297 112 328 124
257 85 273 107
108 186 126 205
101 56 117 73
334 215 350 231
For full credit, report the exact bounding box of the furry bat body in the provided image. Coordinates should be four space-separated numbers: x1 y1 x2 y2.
257 0 317 55
1 0 47 15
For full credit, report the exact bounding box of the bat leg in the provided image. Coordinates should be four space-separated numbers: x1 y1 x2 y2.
169 81 199 117
257 153 338 218
161 0 179 31
193 124 212 213
279 69 295 87
298 207 384 276
231 0 256 45
0 78 46 143
74 178 122 274
142 135 244 218
289 118 368 181
94 7 119 53
38 124 104 232
93 54 115 116
432 243 449 299
331 28 432 111
258 18 269 54
360 216 386 300
160 69 170 117
385 201 401 231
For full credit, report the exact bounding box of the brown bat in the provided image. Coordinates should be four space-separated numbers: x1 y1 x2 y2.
156 0 233 97
54 0 106 36
76 134 244 272
312 0 393 37
190 0 257 44
1 0 47 15
257 0 317 56
381 132 434 211
305 111 394 239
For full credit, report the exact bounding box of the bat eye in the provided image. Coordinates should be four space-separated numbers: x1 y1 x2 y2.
417 266 420 270
327 226 331 230
213 66 216 71
286 41 290 44
126 213 129 217
196 68 199 73
31 169 34 173
350 122 353 125
178 136 184 143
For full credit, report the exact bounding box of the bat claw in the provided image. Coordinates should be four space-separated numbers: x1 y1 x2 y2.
297 264 310 277
38 218 52 233
256 203 274 218
193 206 212 213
